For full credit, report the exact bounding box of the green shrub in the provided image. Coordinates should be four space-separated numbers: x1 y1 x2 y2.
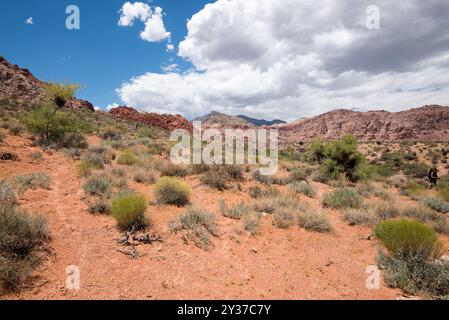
421 197 449 214
322 188 363 209
111 194 148 230
291 181 316 198
77 160 96 177
154 177 191 206
117 150 139 166
24 88 88 147
298 210 332 233
169 207 218 249
83 174 112 197
375 219 444 259
59 132 88 149
307 135 369 182
201 171 227 190
137 126 155 139
273 210 295 229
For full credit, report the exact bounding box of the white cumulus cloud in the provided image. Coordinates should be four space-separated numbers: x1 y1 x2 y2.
118 0 449 121
25 17 33 25
118 2 170 42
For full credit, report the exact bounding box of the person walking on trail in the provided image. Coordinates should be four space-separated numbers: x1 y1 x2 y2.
428 166 439 189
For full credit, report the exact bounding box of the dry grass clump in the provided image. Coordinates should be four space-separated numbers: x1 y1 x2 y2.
291 181 316 198
133 168 157 185
420 197 449 214
0 204 50 292
14 173 52 195
322 188 363 209
201 171 227 191
160 162 188 177
298 210 332 233
0 182 18 205
169 207 219 250
273 210 296 229
83 174 112 197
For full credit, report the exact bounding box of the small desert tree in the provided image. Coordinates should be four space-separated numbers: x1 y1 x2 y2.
307 135 369 182
24 83 87 146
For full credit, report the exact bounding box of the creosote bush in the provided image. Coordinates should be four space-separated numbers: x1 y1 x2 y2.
322 188 363 209
117 150 139 166
375 219 444 260
154 177 191 206
111 194 148 230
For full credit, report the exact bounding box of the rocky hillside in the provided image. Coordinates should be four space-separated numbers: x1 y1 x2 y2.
109 106 192 132
278 106 449 143
0 56 94 112
193 111 254 129
237 115 286 126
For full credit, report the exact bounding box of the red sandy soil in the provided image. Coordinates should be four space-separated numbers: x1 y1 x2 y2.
0 133 426 300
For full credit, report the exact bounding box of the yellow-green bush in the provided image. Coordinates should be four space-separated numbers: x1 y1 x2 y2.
111 194 148 230
154 177 191 206
375 219 445 259
117 150 139 166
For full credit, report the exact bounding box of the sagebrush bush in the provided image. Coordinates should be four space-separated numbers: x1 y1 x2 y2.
83 174 112 197
117 150 139 166
59 132 88 149
291 181 316 198
111 194 148 230
87 198 111 215
421 197 449 214
249 185 281 199
322 188 363 209
0 204 49 291
343 208 378 226
375 219 444 260
402 206 449 235
100 129 121 141
160 162 188 177
133 169 156 185
170 207 218 249
298 210 332 233
224 165 244 180
15 173 52 195
201 171 227 191
8 122 24 136
290 168 308 182
222 202 251 220
244 212 262 235
378 252 449 299
154 177 191 206
273 210 295 229
0 182 17 205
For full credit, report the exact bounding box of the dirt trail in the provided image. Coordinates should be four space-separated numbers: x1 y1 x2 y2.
1 133 405 300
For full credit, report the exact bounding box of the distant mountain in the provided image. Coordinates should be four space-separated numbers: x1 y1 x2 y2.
193 111 254 128
279 106 449 143
237 115 286 126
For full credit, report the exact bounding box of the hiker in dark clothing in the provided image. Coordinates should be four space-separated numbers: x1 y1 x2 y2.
428 167 439 189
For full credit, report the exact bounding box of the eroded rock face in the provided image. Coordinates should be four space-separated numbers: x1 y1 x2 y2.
278 105 449 142
109 106 193 132
0 56 94 112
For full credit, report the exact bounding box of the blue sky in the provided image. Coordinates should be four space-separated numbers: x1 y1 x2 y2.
1 1 448 121
0 0 213 110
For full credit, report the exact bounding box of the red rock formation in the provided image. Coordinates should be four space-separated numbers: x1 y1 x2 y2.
278 105 449 142
0 56 94 112
109 106 193 132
